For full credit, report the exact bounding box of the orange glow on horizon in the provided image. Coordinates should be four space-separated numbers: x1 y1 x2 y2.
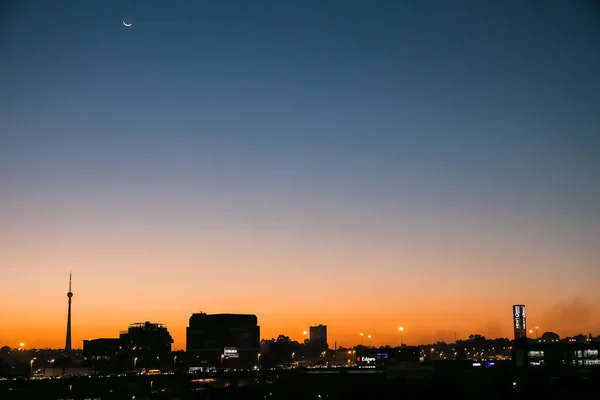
2 294 599 350
1 213 598 349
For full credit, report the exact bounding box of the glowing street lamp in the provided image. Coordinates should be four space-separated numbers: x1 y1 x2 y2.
30 358 36 377
535 326 539 339
368 335 372 347
360 333 364 346
257 353 261 368
399 327 404 346
303 331 308 344
291 352 295 362
133 357 138 370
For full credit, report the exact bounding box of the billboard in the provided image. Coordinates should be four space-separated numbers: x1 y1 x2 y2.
513 304 527 340
224 347 239 359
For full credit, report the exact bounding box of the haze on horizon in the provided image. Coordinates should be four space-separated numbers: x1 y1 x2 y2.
1 0 599 350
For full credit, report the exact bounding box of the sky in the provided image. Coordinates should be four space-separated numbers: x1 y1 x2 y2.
1 0 599 350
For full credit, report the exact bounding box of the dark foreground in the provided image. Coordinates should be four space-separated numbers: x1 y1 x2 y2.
1 367 599 399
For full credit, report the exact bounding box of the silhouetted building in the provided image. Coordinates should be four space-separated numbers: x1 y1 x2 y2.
120 321 173 354
512 304 527 367
83 338 122 370
512 304 528 367
309 325 328 350
120 321 173 369
84 322 173 372
65 273 73 352
187 313 260 369
396 346 420 362
43 365 92 377
524 340 600 367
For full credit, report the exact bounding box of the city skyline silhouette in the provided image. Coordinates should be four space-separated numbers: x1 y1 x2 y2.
2 274 597 350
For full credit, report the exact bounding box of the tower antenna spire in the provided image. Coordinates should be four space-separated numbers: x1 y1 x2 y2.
65 273 74 352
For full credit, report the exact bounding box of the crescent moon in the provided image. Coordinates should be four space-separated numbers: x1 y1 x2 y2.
123 21 132 27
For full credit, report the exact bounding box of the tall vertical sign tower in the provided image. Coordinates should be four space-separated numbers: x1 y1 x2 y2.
65 273 73 352
512 304 527 367
512 304 527 340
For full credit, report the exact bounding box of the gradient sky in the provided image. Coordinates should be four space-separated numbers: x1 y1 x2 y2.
1 0 599 350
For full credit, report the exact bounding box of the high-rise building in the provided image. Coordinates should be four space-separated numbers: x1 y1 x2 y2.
65 273 73 352
512 304 527 340
309 324 328 350
84 321 174 372
120 321 174 354
187 313 260 369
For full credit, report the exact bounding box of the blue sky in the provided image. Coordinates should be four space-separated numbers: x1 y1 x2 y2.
3 1 598 210
1 1 599 345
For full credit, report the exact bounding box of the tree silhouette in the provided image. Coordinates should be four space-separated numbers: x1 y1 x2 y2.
540 332 560 341
276 335 292 343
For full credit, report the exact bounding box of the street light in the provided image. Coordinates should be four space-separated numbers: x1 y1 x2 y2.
399 327 404 346
535 326 539 339
529 329 533 339
291 352 295 362
30 358 36 377
368 335 372 347
257 353 261 368
220 354 224 369
360 333 364 346
173 356 177 371
134 357 138 370
303 331 308 344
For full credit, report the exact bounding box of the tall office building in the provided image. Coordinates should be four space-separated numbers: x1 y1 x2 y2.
120 321 174 354
187 313 260 369
84 321 174 371
309 324 328 350
65 273 73 352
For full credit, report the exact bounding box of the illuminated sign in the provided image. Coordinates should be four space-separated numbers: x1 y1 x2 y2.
512 305 527 339
361 357 376 362
224 347 239 359
376 353 388 359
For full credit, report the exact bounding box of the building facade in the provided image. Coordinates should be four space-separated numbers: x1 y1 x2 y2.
84 321 174 372
309 325 328 350
186 313 260 369
524 340 600 368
